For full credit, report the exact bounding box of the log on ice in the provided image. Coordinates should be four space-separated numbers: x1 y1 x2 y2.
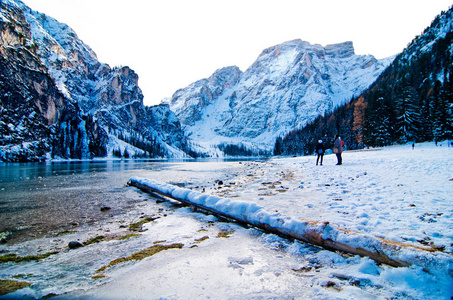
127 177 445 268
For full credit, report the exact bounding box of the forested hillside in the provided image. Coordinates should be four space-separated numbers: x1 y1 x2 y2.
275 7 453 156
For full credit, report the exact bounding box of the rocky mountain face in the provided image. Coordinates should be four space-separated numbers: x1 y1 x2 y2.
167 39 393 155
0 0 188 161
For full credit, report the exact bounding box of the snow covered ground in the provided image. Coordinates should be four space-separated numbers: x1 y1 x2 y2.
0 142 452 299
198 142 453 254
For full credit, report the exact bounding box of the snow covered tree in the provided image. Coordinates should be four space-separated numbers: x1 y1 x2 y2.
418 85 435 142
432 74 453 140
364 95 394 147
394 84 421 143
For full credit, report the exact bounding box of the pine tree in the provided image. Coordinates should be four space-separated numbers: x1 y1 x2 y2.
433 72 453 140
443 70 453 140
364 92 394 147
274 137 283 155
394 84 421 143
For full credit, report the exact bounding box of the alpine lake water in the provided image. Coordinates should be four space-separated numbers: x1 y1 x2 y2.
0 160 163 244
0 159 244 244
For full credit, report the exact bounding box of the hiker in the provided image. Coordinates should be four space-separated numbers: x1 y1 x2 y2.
315 140 325 166
333 135 343 165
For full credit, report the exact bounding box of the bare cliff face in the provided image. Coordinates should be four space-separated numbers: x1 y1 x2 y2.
0 1 87 161
0 0 189 161
0 2 66 125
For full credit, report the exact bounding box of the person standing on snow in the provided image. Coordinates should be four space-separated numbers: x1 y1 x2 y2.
315 140 325 166
333 135 343 165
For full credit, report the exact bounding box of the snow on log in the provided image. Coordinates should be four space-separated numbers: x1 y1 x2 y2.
128 177 452 268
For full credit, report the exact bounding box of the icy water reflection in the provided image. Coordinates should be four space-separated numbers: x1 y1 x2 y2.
0 159 254 244
0 160 171 243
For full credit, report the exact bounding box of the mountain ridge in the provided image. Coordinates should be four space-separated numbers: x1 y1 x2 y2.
166 39 394 155
0 0 190 161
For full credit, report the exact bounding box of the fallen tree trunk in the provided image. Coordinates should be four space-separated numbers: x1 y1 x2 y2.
128 177 451 268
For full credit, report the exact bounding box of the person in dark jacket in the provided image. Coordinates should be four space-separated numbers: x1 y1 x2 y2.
315 140 325 166
334 135 343 165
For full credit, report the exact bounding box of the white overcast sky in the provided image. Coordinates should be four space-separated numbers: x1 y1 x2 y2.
21 0 452 106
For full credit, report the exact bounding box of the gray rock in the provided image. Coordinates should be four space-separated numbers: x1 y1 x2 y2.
68 241 84 249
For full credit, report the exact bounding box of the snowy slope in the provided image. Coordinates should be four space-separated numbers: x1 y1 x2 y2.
403 7 453 63
167 40 394 154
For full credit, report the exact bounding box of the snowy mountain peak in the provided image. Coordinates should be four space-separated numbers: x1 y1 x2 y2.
258 39 355 60
167 39 394 155
168 65 242 126
325 41 355 58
